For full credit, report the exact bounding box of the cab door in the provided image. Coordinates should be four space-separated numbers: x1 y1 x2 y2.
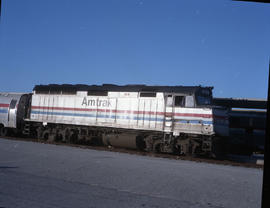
8 99 17 128
164 94 189 134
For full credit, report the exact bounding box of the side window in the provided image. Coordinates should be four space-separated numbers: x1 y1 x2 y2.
185 96 194 107
140 92 156 97
88 91 108 96
166 95 173 107
174 96 185 107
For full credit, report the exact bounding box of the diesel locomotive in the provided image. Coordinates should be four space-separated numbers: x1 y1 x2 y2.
0 84 229 156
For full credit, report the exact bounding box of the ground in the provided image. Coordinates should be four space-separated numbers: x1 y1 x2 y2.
0 138 263 208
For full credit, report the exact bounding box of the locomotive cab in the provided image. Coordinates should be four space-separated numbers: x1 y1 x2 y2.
163 87 220 137
161 87 229 156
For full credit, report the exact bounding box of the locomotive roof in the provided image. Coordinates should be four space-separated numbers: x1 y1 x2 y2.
33 84 213 94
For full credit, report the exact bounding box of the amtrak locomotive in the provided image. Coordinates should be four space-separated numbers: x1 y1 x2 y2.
0 84 229 156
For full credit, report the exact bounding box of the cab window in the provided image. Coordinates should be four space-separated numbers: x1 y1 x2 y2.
174 96 185 107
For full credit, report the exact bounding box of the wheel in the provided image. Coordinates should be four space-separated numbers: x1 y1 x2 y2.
153 141 162 153
70 130 78 143
42 132 49 141
0 127 8 137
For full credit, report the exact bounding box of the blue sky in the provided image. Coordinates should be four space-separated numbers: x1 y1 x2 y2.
0 0 269 98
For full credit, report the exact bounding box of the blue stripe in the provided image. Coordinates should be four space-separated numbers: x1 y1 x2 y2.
31 110 164 122
0 109 8 114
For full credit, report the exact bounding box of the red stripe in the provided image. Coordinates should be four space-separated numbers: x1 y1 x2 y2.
0 103 10 108
31 105 216 118
174 113 213 118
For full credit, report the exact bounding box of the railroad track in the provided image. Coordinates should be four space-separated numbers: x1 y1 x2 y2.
1 135 263 169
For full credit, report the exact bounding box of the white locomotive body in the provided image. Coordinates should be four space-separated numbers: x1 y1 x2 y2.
26 84 229 155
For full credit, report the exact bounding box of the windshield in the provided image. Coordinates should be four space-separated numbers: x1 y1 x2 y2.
196 95 212 106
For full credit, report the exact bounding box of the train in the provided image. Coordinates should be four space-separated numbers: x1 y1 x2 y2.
0 84 230 156
227 109 266 154
212 98 266 155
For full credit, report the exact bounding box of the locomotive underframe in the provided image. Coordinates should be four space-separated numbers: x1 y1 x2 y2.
22 121 221 156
